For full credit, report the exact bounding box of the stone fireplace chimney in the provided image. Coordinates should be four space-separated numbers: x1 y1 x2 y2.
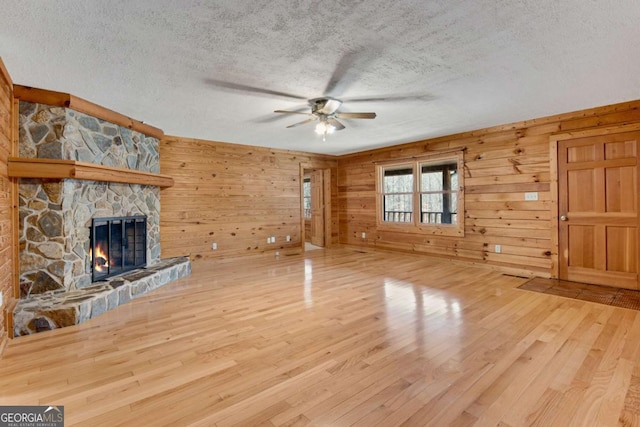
18 102 161 296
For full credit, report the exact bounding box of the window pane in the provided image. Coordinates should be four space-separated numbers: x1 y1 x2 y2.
420 162 458 191
450 171 458 190
303 180 311 197
421 171 443 191
421 193 443 223
449 192 457 213
303 179 312 218
384 194 413 222
420 193 457 224
384 168 413 193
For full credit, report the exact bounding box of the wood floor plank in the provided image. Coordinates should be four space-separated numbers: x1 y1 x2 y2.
1 246 639 426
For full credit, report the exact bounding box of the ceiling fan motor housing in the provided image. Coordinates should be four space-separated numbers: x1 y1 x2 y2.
310 98 342 115
311 100 324 115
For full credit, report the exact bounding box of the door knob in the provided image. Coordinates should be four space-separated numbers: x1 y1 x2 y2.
559 215 568 221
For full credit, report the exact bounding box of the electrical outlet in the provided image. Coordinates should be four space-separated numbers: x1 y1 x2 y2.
524 192 539 201
212 242 217 250
267 237 271 244
272 236 276 243
495 244 502 254
286 235 291 242
0 290 3 307
361 232 366 239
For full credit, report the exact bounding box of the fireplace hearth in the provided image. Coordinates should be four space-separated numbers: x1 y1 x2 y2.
91 216 147 282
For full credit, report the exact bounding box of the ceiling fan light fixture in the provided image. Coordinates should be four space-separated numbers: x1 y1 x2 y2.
314 121 335 135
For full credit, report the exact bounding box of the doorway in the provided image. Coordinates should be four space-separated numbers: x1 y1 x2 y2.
555 130 640 289
301 167 331 249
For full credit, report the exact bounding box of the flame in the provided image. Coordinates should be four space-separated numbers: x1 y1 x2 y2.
91 244 109 272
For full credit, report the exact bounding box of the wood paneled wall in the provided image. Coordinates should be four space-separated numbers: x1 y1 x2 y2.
0 59 14 352
338 100 640 277
160 136 337 262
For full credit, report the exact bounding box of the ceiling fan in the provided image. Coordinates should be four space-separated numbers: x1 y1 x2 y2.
274 97 376 141
204 48 431 142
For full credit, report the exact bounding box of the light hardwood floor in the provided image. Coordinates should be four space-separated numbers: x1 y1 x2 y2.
1 246 639 426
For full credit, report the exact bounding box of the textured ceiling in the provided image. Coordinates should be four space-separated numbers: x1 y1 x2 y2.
1 0 640 155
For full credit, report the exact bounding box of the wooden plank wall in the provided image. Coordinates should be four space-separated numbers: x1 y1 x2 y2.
0 58 14 352
160 136 337 262
338 100 640 277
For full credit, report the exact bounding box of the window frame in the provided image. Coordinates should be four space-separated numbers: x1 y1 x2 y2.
380 164 415 224
375 152 465 237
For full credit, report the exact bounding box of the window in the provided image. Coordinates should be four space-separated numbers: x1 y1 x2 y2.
382 166 414 223
303 177 311 219
377 152 464 236
419 162 458 225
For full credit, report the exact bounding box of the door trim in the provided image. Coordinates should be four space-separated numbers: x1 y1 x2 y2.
549 123 640 279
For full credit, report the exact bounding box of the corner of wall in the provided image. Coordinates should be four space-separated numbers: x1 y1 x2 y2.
0 56 15 356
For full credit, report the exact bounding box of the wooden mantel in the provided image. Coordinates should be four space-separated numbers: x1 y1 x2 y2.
8 158 174 188
13 85 164 139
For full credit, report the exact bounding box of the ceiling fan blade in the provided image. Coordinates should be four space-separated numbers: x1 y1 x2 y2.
324 46 383 96
324 50 360 96
204 78 307 100
286 118 317 128
343 93 434 103
335 112 377 119
327 118 346 131
274 110 313 115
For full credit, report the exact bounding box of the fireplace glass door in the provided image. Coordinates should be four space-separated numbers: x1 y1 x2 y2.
91 216 147 281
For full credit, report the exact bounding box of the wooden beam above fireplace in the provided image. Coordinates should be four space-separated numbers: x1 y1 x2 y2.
13 85 164 139
8 157 174 188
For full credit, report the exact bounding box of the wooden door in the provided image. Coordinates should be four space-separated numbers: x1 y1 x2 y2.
310 169 325 247
558 132 640 289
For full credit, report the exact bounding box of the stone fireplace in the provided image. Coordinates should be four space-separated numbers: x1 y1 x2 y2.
12 99 190 336
19 178 161 295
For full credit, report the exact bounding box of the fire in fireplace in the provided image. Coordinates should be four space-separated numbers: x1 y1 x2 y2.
90 216 147 281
